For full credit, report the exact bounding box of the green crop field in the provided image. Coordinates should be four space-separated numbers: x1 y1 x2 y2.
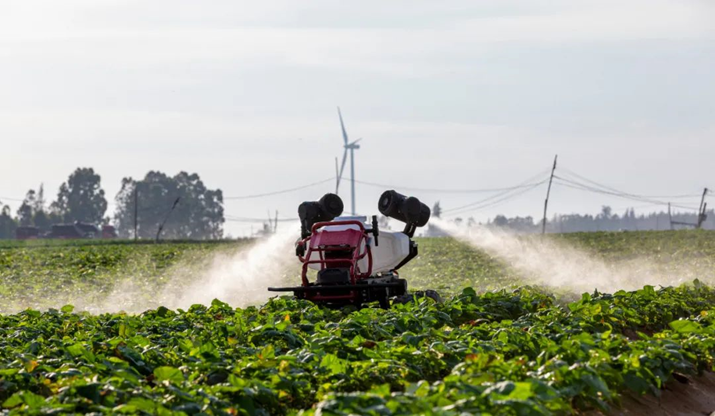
2 231 715 414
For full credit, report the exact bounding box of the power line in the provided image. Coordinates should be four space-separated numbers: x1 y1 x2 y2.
558 167 702 199
554 176 699 209
223 178 333 200
443 180 547 217
441 170 551 215
353 179 549 194
553 177 700 211
225 215 298 223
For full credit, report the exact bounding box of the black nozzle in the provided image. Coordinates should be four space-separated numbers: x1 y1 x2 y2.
298 193 344 238
378 190 431 235
319 193 344 218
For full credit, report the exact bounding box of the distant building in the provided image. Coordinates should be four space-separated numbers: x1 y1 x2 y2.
15 226 40 240
49 222 99 239
49 224 85 239
15 221 117 240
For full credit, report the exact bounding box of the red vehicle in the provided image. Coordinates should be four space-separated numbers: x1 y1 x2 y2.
269 191 432 308
102 225 118 239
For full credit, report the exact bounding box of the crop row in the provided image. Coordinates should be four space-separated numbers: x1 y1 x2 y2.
1 282 715 414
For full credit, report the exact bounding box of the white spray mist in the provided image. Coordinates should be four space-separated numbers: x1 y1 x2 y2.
431 218 712 294
164 224 299 310
87 224 300 314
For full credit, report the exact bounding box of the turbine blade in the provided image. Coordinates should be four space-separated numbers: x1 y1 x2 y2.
338 149 348 185
335 157 340 193
350 138 362 146
338 107 348 145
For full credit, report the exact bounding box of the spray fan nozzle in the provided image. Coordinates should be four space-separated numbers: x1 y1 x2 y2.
378 190 431 237
298 193 344 238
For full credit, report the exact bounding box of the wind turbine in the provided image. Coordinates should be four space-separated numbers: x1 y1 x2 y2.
335 107 361 215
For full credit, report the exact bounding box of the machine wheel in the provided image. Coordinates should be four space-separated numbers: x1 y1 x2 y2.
373 287 390 309
393 290 442 305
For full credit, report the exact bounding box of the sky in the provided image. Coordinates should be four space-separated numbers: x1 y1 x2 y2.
1 0 714 236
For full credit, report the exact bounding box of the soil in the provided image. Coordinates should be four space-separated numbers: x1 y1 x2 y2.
593 372 715 416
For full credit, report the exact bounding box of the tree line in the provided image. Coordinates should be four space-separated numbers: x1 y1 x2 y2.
0 168 224 240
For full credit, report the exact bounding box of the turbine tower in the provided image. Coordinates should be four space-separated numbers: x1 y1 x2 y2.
335 107 361 215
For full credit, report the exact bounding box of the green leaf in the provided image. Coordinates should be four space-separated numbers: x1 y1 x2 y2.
506 382 534 400
118 323 128 337
461 287 477 298
76 383 101 403
482 381 516 397
320 354 348 375
2 391 46 409
126 397 158 412
154 366 184 384
581 374 611 398
60 305 74 313
2 394 23 409
669 319 700 334
66 343 95 363
624 373 650 394
413 381 430 398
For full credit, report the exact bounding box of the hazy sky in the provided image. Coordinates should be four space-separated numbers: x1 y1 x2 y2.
1 0 714 236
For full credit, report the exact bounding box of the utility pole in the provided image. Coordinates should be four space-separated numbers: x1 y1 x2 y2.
155 197 180 243
133 187 138 241
668 203 674 230
670 190 708 230
697 188 708 229
541 154 558 234
699 203 708 229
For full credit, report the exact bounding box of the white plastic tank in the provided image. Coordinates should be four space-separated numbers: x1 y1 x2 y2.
306 217 411 274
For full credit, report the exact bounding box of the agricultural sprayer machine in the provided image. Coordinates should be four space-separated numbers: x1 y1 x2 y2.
268 190 436 308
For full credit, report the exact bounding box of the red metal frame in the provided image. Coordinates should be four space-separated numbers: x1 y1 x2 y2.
297 220 374 302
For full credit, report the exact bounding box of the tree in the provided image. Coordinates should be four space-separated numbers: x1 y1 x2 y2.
35 184 45 211
0 203 17 239
598 205 612 220
33 209 53 231
493 215 508 227
16 184 54 230
114 171 224 240
16 190 36 227
33 184 54 231
51 168 108 224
